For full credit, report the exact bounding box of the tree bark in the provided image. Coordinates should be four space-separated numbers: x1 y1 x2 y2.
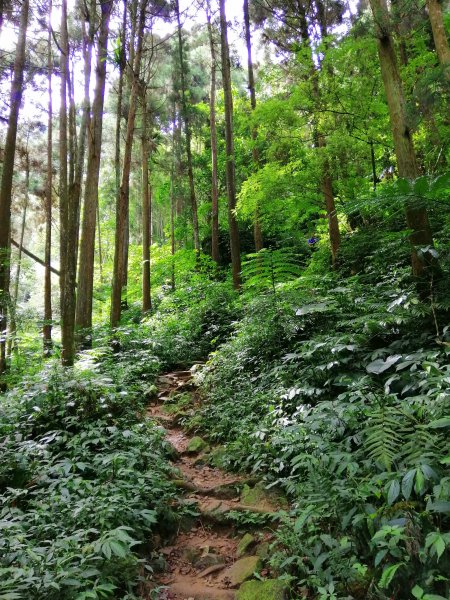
141 90 152 313
170 106 177 291
76 0 113 340
0 0 29 375
115 0 127 215
59 3 93 364
426 0 450 77
175 0 200 254
220 0 241 289
97 202 103 283
44 0 53 356
111 0 147 327
58 0 78 365
244 0 263 252
369 0 435 279
7 152 29 357
206 1 220 263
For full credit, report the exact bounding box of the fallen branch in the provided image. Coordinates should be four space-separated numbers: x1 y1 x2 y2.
10 239 60 277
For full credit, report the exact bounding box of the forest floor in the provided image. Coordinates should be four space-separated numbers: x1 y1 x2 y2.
145 370 288 600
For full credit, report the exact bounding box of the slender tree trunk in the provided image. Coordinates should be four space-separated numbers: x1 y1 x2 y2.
111 0 147 327
426 0 450 77
175 0 200 254
59 0 76 365
170 107 177 291
243 0 263 252
115 0 127 213
113 0 137 318
60 6 92 364
220 0 241 289
174 110 183 217
369 0 435 279
122 213 129 309
206 1 220 263
76 0 113 341
7 152 29 356
97 203 103 283
68 61 76 191
141 91 152 312
44 0 53 356
0 0 29 376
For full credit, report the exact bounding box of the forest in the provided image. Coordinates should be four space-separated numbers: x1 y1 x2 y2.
1 0 450 598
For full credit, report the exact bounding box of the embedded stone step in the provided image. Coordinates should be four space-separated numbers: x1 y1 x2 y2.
222 556 262 588
183 496 279 525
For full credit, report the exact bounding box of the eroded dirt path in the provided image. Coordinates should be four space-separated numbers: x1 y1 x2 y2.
145 369 283 600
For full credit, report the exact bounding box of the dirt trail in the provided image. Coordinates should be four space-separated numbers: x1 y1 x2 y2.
145 369 282 600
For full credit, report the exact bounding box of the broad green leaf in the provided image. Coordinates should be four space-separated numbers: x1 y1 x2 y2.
402 469 415 500
109 540 127 558
428 501 450 513
387 479 400 505
296 302 331 316
374 548 388 567
366 355 401 374
415 468 426 495
101 542 112 559
428 417 450 429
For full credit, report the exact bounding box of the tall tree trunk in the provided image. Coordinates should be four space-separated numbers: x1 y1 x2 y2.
170 107 177 291
111 0 147 327
369 0 435 279
60 4 93 364
426 0 450 77
141 90 152 313
7 151 29 357
220 0 241 289
175 0 200 254
115 0 127 216
97 203 103 283
243 0 263 252
76 0 113 341
44 0 53 356
0 0 29 376
59 0 76 365
206 1 219 263
174 109 183 217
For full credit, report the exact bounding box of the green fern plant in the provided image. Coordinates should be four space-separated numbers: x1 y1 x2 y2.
241 248 303 295
363 403 409 471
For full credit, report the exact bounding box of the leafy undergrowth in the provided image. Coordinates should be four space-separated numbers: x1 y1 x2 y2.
190 250 450 599
0 278 240 600
3 235 450 599
0 347 177 600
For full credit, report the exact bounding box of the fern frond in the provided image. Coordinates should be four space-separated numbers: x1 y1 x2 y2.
362 405 406 471
242 248 303 292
